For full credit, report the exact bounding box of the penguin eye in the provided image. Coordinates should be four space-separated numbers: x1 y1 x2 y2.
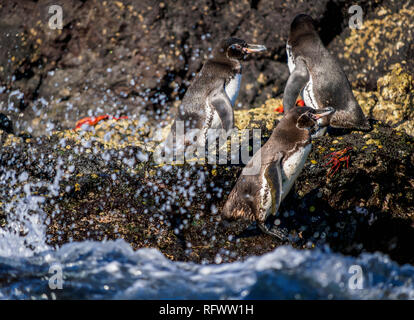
297 113 316 129
308 112 320 121
308 112 317 120
230 44 241 50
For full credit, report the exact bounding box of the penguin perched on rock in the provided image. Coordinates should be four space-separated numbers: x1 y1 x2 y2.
168 38 266 148
222 106 335 240
283 14 370 136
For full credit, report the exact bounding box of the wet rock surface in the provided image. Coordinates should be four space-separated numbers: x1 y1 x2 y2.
1 118 413 265
1 1 414 266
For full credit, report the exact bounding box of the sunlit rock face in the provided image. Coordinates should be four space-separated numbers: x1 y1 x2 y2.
330 1 414 136
2 0 405 137
329 2 414 90
1 0 414 267
354 65 414 136
1 105 413 265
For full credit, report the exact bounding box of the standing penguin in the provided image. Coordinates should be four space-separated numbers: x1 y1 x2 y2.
283 14 370 135
222 106 335 239
169 38 266 147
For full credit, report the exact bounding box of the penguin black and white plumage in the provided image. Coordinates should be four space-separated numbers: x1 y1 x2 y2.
222 106 335 239
169 38 266 147
283 14 370 136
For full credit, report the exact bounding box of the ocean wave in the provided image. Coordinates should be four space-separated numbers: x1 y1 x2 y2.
0 239 413 300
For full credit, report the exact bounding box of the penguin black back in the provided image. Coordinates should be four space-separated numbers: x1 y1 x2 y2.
288 14 318 48
168 37 266 149
176 38 251 126
284 14 370 131
222 106 335 239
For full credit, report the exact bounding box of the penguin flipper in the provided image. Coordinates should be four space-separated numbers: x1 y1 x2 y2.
264 154 283 217
210 89 234 132
257 154 288 241
330 108 371 131
283 57 309 112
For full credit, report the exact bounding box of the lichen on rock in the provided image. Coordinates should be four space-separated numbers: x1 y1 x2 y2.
354 63 414 135
1 103 413 264
331 2 414 90
1 0 414 268
235 98 283 131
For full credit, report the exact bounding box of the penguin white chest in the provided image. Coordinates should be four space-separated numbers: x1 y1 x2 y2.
281 144 312 199
225 73 242 106
205 100 223 130
260 171 273 217
302 76 318 110
286 44 295 73
259 145 311 217
303 77 327 137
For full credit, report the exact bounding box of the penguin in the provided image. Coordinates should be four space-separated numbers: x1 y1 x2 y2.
283 14 370 136
222 105 335 239
169 38 266 148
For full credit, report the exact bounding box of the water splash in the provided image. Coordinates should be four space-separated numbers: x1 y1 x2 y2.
0 240 413 299
0 170 51 258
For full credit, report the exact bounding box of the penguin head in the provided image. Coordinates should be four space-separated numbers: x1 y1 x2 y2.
213 38 266 64
289 106 335 130
291 14 315 31
289 14 317 44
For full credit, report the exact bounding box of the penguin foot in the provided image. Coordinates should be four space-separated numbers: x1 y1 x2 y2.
258 222 288 241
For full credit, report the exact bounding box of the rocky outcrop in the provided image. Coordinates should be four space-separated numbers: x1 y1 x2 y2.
354 64 414 136
1 110 413 264
0 0 393 136
0 1 413 266
329 1 414 90
329 1 414 136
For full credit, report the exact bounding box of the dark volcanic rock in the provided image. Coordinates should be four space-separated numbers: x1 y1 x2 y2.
0 113 13 134
1 120 413 264
1 0 414 267
0 0 388 135
328 0 414 91
285 123 414 263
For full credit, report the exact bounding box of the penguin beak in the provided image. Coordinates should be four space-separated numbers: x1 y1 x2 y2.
311 107 335 120
243 44 267 54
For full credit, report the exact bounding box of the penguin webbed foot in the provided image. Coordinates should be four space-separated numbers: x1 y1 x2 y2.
258 222 289 242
